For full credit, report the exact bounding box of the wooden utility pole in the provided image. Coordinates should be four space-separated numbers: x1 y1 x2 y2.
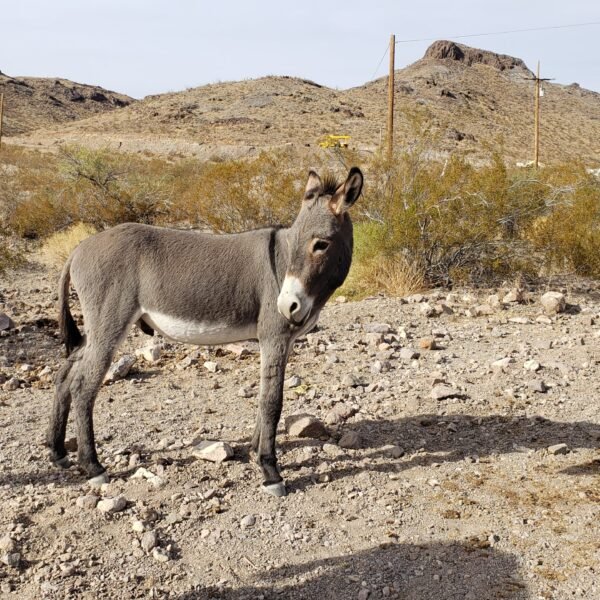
0 93 4 150
526 61 553 168
387 34 395 161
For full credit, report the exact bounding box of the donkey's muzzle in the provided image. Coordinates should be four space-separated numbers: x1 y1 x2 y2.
277 275 312 326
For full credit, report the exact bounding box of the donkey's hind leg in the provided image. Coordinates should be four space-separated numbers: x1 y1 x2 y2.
46 356 78 468
68 323 130 482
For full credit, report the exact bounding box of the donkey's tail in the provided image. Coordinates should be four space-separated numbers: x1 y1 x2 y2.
58 255 83 356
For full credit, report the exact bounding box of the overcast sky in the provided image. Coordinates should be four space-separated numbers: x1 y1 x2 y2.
2 1 599 98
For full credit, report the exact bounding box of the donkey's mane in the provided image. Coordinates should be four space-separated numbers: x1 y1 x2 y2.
322 173 340 196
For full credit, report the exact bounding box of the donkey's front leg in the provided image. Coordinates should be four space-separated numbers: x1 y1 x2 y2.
256 339 289 497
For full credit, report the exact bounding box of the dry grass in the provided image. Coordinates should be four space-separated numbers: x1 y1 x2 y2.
39 222 97 269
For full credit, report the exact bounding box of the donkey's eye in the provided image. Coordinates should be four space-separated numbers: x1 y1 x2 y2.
312 239 330 254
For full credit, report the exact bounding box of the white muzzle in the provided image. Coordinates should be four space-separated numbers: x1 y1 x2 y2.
277 275 313 325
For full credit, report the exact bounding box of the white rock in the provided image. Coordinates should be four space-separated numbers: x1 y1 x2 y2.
203 361 219 373
524 360 541 372
152 547 169 562
104 355 136 383
135 344 161 363
492 357 514 372
3 377 19 391
97 495 127 514
1 552 20 568
0 536 15 553
76 495 99 509
541 292 566 314
240 515 256 529
364 323 392 334
285 375 302 389
548 443 569 455
131 520 146 533
431 384 462 400
141 530 158 553
192 440 234 463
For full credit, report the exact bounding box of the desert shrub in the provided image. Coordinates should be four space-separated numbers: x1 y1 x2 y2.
39 222 97 269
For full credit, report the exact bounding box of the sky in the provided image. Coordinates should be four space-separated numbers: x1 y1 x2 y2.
2 1 599 99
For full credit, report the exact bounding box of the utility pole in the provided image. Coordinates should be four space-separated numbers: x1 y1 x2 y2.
526 61 553 169
387 34 395 162
0 93 4 150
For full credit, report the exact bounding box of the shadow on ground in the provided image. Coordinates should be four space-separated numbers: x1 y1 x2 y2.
176 541 529 600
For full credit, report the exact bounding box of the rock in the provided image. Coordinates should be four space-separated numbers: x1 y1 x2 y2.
76 495 99 509
364 332 384 346
141 530 158 553
193 440 234 463
0 313 15 331
431 384 462 400
285 375 302 388
418 337 437 350
503 288 525 304
97 495 127 514
285 414 328 438
492 357 514 372
487 294 502 308
104 355 136 383
536 315 553 325
467 304 494 317
135 344 161 363
203 361 218 373
225 343 250 357
370 360 390 374
131 520 146 533
341 373 361 388
152 547 170 562
524 360 541 372
325 403 357 425
177 350 203 370
399 347 419 361
548 443 569 455
1 552 20 568
3 377 20 391
358 588 370 600
364 323 392 334
240 515 256 529
406 293 425 303
541 292 566 314
421 303 437 317
527 380 547 393
338 431 362 449
0 535 15 553
238 386 254 398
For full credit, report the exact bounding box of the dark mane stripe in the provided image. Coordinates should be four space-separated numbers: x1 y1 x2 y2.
321 173 340 196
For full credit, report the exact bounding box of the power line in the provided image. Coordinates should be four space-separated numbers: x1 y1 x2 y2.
370 43 389 82
394 21 600 44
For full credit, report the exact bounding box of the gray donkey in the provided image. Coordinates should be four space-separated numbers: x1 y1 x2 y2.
47 167 363 496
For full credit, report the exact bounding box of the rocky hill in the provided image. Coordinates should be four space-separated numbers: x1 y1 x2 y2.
0 70 134 135
5 41 600 164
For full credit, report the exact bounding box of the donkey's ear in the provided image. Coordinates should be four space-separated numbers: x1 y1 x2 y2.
304 170 323 201
330 167 363 215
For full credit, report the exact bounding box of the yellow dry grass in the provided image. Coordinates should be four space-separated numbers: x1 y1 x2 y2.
39 222 97 269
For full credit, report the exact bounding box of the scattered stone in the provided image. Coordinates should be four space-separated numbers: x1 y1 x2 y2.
135 344 161 363
3 377 20 391
400 347 419 361
97 495 127 514
431 384 462 400
364 322 392 334
152 547 170 562
76 495 99 509
0 535 15 553
131 520 146 533
1 552 20 568
536 315 553 325
104 355 136 383
365 332 384 346
240 515 256 529
141 530 158 553
527 380 547 393
418 337 438 350
193 441 234 463
524 360 541 372
492 357 514 372
406 293 425 303
285 375 302 389
325 403 357 425
421 303 437 317
177 350 203 370
341 373 361 388
203 361 218 373
238 386 254 398
285 414 328 438
338 431 362 449
548 443 569 455
370 359 391 374
541 291 566 314
358 589 370 600
225 343 250 357
0 313 15 331
503 288 525 304
467 304 494 317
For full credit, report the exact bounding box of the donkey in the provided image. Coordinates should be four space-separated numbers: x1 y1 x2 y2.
47 167 363 496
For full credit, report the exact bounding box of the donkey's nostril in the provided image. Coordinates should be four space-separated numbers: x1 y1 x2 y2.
289 301 299 314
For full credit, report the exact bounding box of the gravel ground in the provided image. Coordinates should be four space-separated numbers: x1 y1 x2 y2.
1 263 599 600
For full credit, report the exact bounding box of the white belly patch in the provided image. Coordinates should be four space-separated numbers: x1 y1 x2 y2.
141 308 257 345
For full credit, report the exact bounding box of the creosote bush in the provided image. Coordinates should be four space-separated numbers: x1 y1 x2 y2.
0 142 598 293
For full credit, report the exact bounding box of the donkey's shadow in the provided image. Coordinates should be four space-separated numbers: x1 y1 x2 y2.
278 412 600 491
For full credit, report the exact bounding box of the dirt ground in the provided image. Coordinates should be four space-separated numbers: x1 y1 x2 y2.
0 262 599 600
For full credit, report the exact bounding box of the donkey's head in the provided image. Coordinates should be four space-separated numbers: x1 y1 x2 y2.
277 167 363 326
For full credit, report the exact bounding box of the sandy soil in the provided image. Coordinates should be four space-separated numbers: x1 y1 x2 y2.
0 263 599 599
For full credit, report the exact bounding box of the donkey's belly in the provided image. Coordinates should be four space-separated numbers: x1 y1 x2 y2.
141 309 257 345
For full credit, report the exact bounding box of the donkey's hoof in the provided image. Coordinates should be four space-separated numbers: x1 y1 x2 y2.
262 481 287 497
54 456 72 469
88 472 109 487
